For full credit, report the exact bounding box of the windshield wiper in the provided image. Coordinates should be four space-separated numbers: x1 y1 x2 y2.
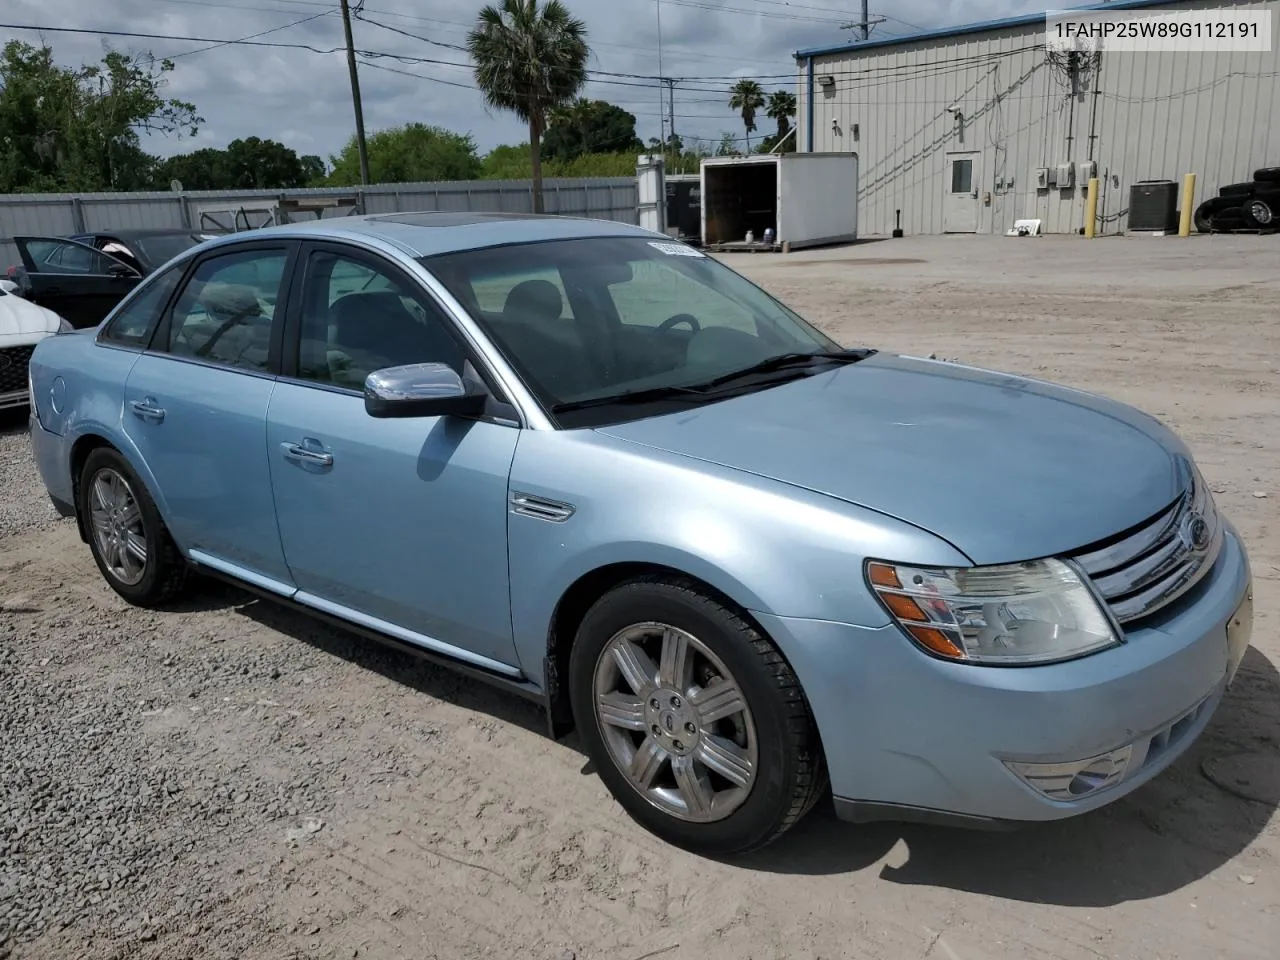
696 348 874 390
551 384 713 414
550 349 875 415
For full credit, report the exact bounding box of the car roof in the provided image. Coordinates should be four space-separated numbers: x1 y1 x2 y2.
73 228 209 242
192 212 663 259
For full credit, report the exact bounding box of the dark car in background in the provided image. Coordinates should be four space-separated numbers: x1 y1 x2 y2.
1195 166 1280 233
6 229 215 328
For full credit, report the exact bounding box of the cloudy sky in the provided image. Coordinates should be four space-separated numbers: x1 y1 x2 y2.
8 0 1060 162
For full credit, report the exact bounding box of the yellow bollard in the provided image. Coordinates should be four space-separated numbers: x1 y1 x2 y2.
1178 173 1197 237
1084 177 1099 238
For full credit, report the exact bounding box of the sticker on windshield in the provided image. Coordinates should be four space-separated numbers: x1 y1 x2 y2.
648 241 706 258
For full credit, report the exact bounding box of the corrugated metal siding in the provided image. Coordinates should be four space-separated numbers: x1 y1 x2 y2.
0 177 639 267
797 0 1280 235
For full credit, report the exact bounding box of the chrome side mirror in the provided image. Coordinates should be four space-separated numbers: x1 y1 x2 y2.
364 362 488 419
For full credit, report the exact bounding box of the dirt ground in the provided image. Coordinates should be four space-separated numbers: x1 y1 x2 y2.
1 233 1277 960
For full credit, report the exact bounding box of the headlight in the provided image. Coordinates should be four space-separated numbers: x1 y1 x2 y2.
866 558 1119 665
57 317 74 334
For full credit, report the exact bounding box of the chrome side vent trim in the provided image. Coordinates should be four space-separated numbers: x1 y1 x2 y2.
509 492 575 523
1070 472 1222 625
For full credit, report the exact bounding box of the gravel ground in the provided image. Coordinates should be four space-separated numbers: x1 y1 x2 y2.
1 233 1278 960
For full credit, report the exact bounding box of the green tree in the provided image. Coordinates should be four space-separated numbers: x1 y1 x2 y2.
300 154 326 184
327 123 482 185
0 40 200 192
153 148 228 190
155 138 318 190
727 79 765 151
544 98 642 162
715 132 739 156
766 89 796 140
467 0 589 212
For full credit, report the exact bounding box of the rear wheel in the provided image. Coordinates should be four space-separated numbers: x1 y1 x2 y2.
79 447 189 607
1243 198 1276 230
568 578 827 855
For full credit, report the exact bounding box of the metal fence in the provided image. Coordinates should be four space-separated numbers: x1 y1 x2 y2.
0 177 639 266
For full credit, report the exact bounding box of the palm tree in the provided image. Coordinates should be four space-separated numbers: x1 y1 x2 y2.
766 90 797 140
467 0 589 213
728 79 765 152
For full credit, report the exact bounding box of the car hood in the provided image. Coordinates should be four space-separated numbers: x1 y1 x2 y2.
0 292 62 347
595 353 1187 564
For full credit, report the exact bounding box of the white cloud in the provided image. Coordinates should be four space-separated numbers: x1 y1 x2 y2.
6 0 1058 160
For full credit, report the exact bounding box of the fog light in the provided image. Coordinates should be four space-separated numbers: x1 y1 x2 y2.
1006 744 1133 801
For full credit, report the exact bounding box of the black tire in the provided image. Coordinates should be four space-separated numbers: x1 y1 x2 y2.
568 577 827 855
1242 197 1276 230
1219 182 1254 198
79 447 189 607
1253 167 1280 184
1193 199 1218 233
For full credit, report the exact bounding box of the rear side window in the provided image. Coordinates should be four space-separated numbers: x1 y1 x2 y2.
99 266 185 348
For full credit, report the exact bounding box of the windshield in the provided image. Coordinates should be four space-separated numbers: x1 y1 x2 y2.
424 237 844 424
132 234 209 269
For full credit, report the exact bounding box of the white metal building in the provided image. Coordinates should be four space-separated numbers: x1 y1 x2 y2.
795 0 1280 235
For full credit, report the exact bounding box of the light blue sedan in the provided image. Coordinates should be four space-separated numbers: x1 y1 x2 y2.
27 213 1254 854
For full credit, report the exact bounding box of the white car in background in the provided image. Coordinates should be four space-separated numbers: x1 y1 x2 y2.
0 278 72 411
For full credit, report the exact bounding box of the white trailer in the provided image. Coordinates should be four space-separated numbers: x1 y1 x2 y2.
699 152 858 251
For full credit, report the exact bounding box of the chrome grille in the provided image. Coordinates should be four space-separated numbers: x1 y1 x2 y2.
0 343 35 396
1070 475 1222 625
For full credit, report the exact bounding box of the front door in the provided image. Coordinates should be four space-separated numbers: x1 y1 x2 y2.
943 152 980 233
13 236 142 327
266 243 521 670
124 242 297 588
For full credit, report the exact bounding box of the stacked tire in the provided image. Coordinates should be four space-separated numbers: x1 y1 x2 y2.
1195 167 1280 233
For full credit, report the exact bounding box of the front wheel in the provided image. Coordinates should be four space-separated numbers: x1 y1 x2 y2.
568 578 827 855
1243 198 1275 230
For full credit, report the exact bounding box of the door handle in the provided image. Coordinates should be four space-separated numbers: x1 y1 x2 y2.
281 441 334 468
130 398 165 423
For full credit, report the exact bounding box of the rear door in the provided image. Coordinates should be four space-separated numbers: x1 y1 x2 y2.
123 240 298 590
13 236 142 328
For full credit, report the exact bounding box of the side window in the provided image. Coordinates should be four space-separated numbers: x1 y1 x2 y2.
295 250 464 390
24 239 120 276
608 259 757 334
100 265 185 347
163 249 288 372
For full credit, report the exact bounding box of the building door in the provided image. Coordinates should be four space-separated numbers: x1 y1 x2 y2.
943 152 980 233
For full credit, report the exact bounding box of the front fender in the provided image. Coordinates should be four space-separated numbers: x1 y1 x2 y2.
507 430 970 684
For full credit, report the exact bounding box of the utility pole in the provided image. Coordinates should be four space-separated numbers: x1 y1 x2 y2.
339 0 370 186
841 3 883 40
665 78 676 151
655 0 666 151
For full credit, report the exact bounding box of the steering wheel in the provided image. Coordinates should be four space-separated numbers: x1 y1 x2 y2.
657 313 701 335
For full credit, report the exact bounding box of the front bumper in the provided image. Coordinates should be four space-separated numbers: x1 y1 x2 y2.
756 526 1253 825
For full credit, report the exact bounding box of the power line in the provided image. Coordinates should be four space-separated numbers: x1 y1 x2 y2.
162 9 332 59
1 19 1039 91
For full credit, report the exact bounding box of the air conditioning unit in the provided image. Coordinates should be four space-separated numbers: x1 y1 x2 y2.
1076 160 1097 183
1056 163 1076 189
1034 167 1051 189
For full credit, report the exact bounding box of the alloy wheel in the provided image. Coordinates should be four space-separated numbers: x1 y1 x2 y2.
593 621 758 823
88 467 148 586
1248 200 1274 225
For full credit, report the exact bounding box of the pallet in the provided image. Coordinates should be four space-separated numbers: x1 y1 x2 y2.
1208 226 1278 235
705 241 783 253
